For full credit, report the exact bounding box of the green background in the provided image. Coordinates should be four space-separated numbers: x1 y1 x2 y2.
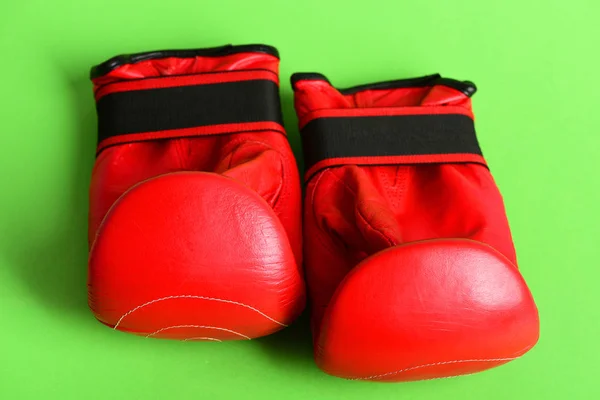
1 0 598 398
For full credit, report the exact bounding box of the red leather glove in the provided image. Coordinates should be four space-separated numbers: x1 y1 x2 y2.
87 44 305 341
292 73 539 381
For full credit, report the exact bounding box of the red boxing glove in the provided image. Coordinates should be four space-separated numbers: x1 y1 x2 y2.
292 73 539 381
87 45 305 341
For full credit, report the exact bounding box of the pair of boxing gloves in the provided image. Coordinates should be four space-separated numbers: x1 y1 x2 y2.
87 44 539 382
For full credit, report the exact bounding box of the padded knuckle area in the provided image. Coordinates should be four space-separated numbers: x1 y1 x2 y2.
88 172 304 340
315 240 539 381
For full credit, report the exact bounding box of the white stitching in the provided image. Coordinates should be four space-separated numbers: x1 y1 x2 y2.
183 337 222 342
350 355 522 380
113 295 287 329
145 325 251 339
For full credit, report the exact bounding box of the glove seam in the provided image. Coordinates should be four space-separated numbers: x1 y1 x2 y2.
325 170 397 248
350 343 535 380
224 139 285 210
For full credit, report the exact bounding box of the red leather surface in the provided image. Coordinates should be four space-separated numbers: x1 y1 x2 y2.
88 50 304 340
293 76 539 381
95 69 278 100
92 52 279 88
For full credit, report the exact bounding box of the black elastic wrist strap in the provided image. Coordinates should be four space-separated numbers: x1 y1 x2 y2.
301 113 483 173
96 79 283 144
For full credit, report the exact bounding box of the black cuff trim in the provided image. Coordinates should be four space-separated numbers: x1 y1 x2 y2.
290 72 332 87
97 79 282 144
302 114 482 173
291 73 476 97
91 44 280 79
